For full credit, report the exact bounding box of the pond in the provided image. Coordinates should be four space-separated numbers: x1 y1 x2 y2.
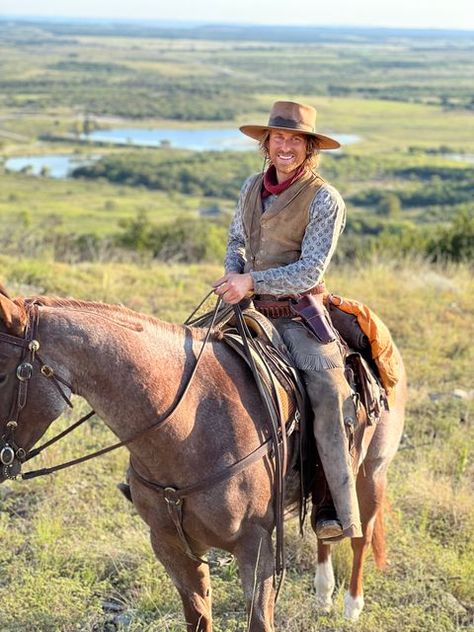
4 128 361 179
4 154 99 179
81 127 360 151
443 153 474 164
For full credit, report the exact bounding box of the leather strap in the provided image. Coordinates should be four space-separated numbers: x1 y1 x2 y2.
129 438 273 565
254 282 326 319
255 281 326 302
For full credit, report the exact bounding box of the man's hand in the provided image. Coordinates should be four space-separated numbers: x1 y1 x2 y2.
212 272 254 305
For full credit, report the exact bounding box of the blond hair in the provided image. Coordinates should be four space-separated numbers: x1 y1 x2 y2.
258 131 321 170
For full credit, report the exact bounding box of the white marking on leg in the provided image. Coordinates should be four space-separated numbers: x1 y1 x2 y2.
314 558 335 612
344 590 365 621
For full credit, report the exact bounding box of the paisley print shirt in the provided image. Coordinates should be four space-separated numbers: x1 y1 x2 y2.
224 174 346 295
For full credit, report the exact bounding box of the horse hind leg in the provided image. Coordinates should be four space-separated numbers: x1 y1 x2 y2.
233 527 276 632
344 463 388 621
314 541 335 612
149 529 213 632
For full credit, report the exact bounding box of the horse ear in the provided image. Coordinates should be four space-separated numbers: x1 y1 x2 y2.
0 289 27 335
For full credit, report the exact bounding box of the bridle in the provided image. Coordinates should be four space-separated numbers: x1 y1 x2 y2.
0 301 78 479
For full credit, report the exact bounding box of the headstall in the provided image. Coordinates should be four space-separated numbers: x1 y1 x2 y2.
0 302 78 479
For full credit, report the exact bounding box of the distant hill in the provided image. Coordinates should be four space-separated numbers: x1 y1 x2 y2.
0 17 473 42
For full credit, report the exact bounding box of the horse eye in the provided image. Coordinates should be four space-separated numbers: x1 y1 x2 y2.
0 374 7 386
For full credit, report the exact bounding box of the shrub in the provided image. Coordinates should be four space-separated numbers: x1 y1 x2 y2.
116 211 227 263
426 209 474 263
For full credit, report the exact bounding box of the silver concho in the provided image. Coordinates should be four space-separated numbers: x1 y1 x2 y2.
16 362 33 382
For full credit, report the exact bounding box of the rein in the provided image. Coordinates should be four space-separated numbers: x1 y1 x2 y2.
0 294 222 480
0 293 290 593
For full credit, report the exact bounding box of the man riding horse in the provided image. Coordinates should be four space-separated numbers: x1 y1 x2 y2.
213 100 362 541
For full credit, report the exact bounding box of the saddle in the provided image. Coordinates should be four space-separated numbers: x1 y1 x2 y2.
188 297 393 502
189 303 316 512
221 308 303 431
191 303 309 434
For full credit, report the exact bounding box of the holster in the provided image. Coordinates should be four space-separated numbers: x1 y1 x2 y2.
290 294 336 344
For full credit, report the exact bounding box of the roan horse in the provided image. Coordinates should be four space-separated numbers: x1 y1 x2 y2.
0 285 406 631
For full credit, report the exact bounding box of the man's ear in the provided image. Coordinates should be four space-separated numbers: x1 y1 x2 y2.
0 287 27 335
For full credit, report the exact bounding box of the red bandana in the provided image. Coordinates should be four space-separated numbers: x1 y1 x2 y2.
262 164 306 199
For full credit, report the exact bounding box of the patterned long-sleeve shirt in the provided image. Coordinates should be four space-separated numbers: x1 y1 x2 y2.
224 173 346 295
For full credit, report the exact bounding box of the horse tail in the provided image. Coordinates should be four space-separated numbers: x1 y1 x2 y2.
371 500 387 570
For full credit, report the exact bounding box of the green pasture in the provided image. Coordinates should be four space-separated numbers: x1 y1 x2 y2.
0 257 472 631
0 170 219 237
1 21 474 153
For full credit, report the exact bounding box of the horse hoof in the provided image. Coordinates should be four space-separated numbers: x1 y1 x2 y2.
315 595 333 613
343 591 364 621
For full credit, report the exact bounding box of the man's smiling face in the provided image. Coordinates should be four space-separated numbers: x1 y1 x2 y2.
267 129 308 182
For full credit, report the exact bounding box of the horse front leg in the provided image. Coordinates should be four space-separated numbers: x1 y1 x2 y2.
234 527 275 632
149 529 213 632
314 541 335 612
344 463 388 621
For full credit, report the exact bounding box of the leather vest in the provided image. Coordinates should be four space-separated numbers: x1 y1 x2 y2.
242 170 326 273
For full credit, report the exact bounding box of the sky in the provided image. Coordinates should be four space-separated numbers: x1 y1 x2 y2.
1 0 473 31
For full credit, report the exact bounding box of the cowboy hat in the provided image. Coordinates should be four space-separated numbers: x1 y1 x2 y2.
239 100 340 150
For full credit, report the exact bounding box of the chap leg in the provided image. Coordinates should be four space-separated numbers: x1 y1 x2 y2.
306 368 362 538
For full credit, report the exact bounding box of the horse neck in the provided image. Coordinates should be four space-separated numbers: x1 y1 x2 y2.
38 303 193 445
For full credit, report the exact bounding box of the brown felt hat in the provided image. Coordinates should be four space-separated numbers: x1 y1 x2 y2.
239 100 340 149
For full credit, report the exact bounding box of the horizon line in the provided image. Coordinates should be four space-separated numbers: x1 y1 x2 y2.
0 14 473 34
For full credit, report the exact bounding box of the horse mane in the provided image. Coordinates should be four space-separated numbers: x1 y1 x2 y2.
29 296 159 325
15 295 210 340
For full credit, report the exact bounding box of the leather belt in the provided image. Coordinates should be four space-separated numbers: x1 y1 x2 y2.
254 282 326 319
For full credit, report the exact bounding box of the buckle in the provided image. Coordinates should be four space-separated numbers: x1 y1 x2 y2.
163 487 181 505
40 365 54 378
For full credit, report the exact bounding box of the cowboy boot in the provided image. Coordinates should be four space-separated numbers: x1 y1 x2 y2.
311 461 345 541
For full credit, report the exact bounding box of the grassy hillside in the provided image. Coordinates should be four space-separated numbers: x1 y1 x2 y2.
0 257 472 631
